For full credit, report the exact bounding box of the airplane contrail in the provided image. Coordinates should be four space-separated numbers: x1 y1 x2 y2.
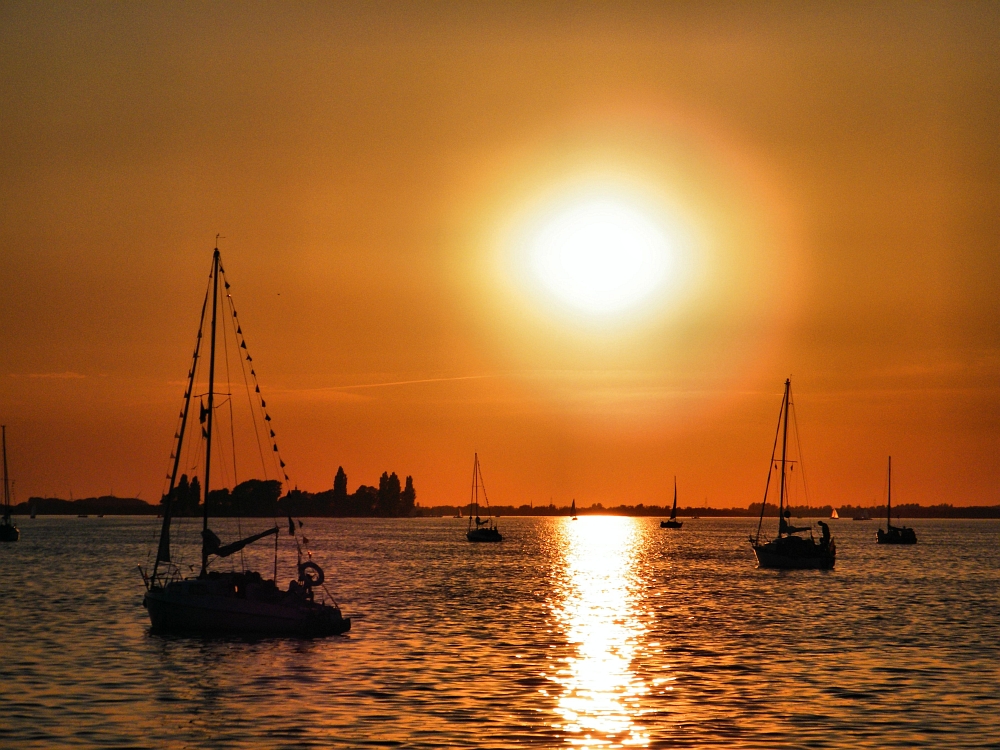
311 374 497 391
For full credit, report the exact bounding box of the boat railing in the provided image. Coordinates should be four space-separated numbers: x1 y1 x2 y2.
139 562 184 590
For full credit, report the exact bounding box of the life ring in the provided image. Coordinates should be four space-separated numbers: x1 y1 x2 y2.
298 561 324 587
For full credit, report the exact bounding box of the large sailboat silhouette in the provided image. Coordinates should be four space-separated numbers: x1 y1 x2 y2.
140 246 349 636
876 456 917 544
466 453 502 542
660 477 682 529
749 379 835 569
0 426 19 542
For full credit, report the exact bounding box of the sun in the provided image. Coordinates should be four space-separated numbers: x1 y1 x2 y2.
529 198 672 314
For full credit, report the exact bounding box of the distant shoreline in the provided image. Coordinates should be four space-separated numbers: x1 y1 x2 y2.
15 496 1000 519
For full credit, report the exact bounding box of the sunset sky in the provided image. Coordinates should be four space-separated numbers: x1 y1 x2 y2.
1 2 997 508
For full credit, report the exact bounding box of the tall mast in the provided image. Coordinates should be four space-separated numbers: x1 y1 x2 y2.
887 455 892 528
777 378 791 536
754 384 787 544
201 247 221 576
2 425 9 522
469 453 477 531
671 476 678 519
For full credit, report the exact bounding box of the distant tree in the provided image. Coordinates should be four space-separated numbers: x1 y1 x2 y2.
165 474 202 516
352 485 378 516
332 466 348 515
400 475 416 516
188 476 201 516
206 487 231 514
232 479 282 516
376 471 402 516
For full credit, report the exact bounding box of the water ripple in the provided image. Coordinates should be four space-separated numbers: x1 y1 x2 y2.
0 517 997 748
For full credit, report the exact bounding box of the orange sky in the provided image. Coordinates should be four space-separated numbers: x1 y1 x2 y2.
1 2 997 507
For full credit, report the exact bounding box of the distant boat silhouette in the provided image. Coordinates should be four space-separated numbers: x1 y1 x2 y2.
876 456 916 545
466 453 501 542
29 503 36 519
0 426 19 542
661 477 682 529
749 379 835 569
830 508 839 519
852 509 871 521
570 498 577 520
140 245 350 636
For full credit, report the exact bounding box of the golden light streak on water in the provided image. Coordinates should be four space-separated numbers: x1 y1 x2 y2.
551 516 651 748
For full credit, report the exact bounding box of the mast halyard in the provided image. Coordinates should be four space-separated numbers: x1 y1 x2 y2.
201 247 221 576
777 378 791 537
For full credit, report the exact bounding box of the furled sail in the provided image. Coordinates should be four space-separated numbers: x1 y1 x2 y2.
155 505 172 563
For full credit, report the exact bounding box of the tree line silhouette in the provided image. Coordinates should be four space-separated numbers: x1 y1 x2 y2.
158 466 417 517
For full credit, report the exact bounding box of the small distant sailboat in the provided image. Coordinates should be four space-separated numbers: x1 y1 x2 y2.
876 456 916 545
140 245 350 636
852 509 871 521
749 379 835 569
466 453 502 542
570 498 577 520
660 477 683 529
830 508 839 519
29 503 36 519
0 426 19 542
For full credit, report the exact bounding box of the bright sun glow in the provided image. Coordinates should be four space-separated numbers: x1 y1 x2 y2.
530 199 672 314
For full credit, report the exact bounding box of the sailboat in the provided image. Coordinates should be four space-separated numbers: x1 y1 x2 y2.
830 508 839 519
466 453 502 542
749 379 835 569
0 426 19 542
140 246 350 636
661 477 683 529
876 456 916 544
570 498 577 520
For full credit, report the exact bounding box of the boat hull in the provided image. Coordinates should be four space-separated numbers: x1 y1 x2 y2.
0 522 19 542
144 578 350 637
467 528 502 542
752 536 835 570
660 520 683 529
877 526 917 544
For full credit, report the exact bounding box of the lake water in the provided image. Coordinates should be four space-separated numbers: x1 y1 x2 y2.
1 516 998 748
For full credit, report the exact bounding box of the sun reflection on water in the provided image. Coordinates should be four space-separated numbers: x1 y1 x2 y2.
551 516 650 748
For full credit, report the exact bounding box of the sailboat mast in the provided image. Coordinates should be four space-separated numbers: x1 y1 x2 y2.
469 453 478 531
777 379 791 536
671 476 678 519
2 426 9 521
887 455 892 528
201 248 221 576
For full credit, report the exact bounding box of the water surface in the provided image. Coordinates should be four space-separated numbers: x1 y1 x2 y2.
1 516 997 748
